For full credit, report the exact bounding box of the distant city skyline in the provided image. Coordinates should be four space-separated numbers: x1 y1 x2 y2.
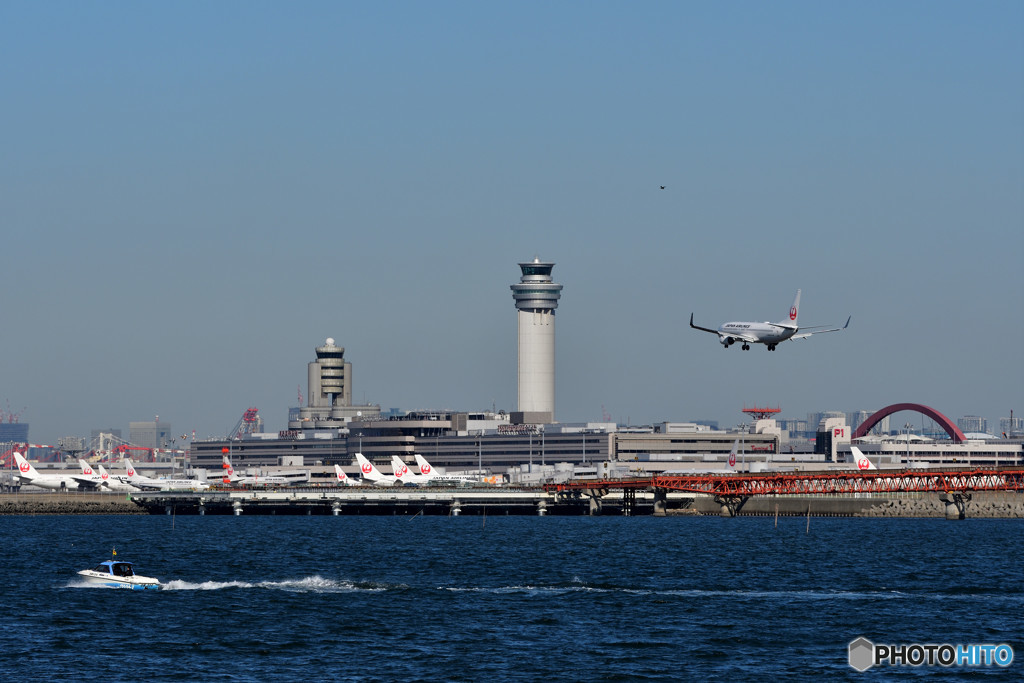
2 2 1020 446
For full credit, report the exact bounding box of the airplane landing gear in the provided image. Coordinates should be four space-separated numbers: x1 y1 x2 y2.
742 343 750 351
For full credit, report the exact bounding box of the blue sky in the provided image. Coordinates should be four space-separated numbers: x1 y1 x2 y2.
2 1 1021 444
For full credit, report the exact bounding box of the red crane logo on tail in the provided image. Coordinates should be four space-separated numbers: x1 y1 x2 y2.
789 306 798 321
857 458 870 470
420 464 431 475
728 453 737 467
19 461 30 473
361 463 372 474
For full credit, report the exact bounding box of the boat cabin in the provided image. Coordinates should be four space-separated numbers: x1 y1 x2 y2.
91 561 136 577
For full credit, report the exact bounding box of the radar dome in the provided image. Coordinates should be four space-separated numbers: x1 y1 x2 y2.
326 337 335 346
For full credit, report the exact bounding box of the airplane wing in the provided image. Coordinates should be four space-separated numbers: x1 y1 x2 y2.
689 314 720 335
791 316 851 340
69 475 104 490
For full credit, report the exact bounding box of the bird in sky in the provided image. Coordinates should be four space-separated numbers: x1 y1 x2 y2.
659 185 666 190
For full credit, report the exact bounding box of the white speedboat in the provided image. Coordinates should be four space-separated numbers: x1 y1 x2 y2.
78 560 161 590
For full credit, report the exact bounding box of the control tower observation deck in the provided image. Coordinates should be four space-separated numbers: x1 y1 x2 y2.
510 259 562 423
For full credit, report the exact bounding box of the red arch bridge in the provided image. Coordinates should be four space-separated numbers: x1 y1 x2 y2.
544 468 1024 518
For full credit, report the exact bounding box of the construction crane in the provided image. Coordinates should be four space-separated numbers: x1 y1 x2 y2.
228 408 263 439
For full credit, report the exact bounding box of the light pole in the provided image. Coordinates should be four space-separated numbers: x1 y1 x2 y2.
477 431 483 473
540 426 545 467
904 422 912 463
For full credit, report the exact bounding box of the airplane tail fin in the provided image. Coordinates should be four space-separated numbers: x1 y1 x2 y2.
13 452 39 479
391 456 412 479
414 454 436 479
727 439 739 468
355 453 384 481
850 446 877 471
334 464 353 486
97 463 112 485
777 289 801 328
222 455 237 483
123 457 142 481
79 459 95 476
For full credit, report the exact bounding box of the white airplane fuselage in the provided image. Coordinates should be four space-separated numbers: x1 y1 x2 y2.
718 322 797 347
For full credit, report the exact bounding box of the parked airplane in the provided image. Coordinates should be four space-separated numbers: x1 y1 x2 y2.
848 446 878 471
690 290 850 351
77 459 109 488
12 453 106 491
354 453 399 486
124 457 210 491
221 455 302 487
413 454 500 485
97 463 139 491
333 464 358 487
390 455 432 485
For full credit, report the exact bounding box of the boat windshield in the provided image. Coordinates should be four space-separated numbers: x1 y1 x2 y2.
112 563 134 577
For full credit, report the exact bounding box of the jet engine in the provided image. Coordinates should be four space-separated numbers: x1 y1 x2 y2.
720 336 734 347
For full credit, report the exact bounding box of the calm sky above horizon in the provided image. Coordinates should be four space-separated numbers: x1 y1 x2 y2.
2 1 1021 445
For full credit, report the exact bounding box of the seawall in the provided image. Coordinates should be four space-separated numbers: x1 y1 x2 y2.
683 491 1024 518
0 492 147 515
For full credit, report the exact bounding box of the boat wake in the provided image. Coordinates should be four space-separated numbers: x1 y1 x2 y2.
160 575 390 593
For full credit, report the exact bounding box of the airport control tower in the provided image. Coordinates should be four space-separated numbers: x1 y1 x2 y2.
510 258 562 423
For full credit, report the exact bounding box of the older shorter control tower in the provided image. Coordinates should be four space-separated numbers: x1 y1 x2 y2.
510 258 562 423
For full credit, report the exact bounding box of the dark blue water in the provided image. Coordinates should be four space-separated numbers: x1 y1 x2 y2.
1 516 1020 681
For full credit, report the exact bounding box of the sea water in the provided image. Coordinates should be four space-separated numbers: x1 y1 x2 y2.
1 515 1020 681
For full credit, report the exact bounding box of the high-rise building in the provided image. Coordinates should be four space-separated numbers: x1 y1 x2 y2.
1000 416 1023 437
511 259 562 423
129 420 172 449
957 415 988 434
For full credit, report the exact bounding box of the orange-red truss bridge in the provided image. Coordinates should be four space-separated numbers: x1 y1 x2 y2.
545 468 1024 496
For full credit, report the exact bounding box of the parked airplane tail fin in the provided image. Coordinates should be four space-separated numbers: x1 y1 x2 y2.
414 454 436 479
355 453 384 480
850 446 877 471
391 456 412 479
13 452 38 478
334 464 353 486
222 455 237 483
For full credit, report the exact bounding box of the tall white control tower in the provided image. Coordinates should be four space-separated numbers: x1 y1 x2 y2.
510 258 562 423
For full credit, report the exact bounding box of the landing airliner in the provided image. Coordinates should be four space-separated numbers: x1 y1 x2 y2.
690 290 849 351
